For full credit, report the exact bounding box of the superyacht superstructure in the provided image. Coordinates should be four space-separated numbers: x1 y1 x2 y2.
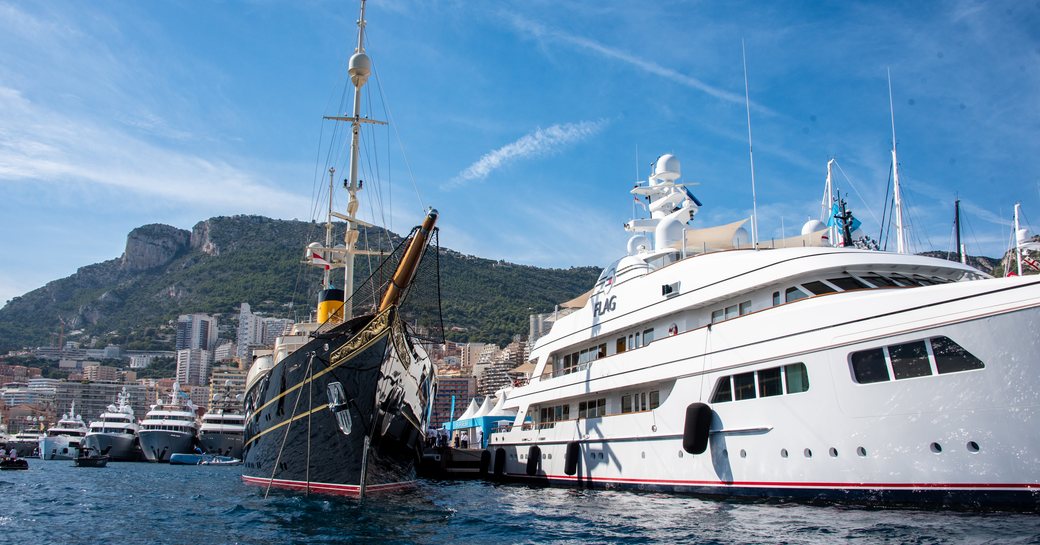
138 384 199 463
83 387 141 461
199 382 244 458
487 153 1040 509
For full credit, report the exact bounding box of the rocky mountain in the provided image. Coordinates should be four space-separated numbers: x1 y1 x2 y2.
0 216 601 352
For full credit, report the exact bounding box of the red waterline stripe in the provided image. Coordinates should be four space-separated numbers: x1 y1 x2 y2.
506 473 1040 490
242 475 416 496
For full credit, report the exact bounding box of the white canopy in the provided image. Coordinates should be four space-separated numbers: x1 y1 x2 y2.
454 399 479 422
486 395 518 417
472 396 495 419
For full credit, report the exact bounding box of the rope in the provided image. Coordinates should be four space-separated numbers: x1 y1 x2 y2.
264 352 316 499
306 361 313 495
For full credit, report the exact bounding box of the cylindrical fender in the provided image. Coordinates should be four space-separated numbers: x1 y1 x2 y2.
493 448 507 477
564 441 581 476
479 449 492 477
682 402 713 455
526 445 541 476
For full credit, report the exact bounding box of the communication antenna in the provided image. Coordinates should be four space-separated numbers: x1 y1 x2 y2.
742 39 759 248
888 68 907 254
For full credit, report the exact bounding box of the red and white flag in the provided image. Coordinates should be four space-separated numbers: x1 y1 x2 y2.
310 252 331 270
1023 256 1040 272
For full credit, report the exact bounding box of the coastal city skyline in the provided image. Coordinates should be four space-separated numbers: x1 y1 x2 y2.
1 1 1038 305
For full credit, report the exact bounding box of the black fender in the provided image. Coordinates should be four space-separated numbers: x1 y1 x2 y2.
682 402 713 455
563 441 581 476
526 445 541 476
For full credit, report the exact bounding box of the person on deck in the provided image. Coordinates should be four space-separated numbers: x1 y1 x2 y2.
461 430 469 449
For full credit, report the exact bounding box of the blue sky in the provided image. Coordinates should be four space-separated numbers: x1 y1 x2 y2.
1 0 1038 306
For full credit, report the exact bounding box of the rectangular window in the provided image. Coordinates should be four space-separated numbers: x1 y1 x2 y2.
711 377 732 403
621 394 633 413
578 399 606 418
616 337 626 354
725 305 738 320
851 347 890 384
784 363 810 394
863 274 898 287
931 336 985 374
642 328 654 345
889 340 932 379
662 282 679 297
801 280 837 295
598 344 608 358
758 367 783 397
711 310 724 324
733 372 756 400
827 276 869 291
649 390 660 409
638 392 648 412
635 332 641 348
785 287 809 302
738 301 752 315
772 291 781 306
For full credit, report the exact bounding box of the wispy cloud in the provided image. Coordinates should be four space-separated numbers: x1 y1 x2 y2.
503 13 774 116
448 119 607 187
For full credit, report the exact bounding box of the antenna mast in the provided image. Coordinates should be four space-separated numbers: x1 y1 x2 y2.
1015 202 1024 276
888 68 907 254
742 40 759 248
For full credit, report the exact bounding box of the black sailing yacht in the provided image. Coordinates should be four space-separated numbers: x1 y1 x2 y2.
241 1 440 498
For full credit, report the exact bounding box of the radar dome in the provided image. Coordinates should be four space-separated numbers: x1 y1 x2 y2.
653 154 681 182
801 219 825 235
349 52 372 87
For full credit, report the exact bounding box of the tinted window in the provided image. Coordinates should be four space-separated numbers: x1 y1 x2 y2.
758 367 783 397
711 377 732 403
785 287 808 302
649 390 660 409
863 275 897 287
931 336 985 374
802 281 837 295
851 348 889 384
733 372 756 400
828 276 869 291
784 363 810 393
772 291 781 306
890 340 932 379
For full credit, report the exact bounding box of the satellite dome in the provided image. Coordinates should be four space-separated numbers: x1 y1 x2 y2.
801 219 825 235
653 154 681 182
349 52 372 87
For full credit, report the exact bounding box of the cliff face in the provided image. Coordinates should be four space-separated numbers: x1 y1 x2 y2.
120 224 191 271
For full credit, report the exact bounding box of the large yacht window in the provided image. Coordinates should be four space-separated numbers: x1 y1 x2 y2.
711 362 810 404
785 287 809 302
931 336 985 374
827 276 870 291
538 404 570 429
862 274 898 288
889 340 931 379
801 281 837 296
850 336 984 384
578 398 607 418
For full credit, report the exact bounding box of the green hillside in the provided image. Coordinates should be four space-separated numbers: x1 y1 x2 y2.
0 216 600 351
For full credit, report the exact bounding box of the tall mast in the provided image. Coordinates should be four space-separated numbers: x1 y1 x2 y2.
822 158 836 246
323 0 386 320
742 40 759 248
954 199 962 264
888 68 907 254
1015 202 1024 276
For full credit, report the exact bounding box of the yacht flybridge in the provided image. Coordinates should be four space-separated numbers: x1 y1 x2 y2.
487 153 1040 509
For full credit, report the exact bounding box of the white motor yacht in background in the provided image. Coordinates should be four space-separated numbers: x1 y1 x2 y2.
198 381 244 458
137 383 199 463
83 387 141 461
487 153 1040 510
39 403 89 460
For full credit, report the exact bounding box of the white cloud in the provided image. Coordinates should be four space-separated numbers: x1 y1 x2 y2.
448 119 607 187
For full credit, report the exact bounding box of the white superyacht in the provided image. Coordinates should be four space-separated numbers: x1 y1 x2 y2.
138 383 199 463
198 382 244 458
39 403 89 460
487 153 1040 509
83 387 141 461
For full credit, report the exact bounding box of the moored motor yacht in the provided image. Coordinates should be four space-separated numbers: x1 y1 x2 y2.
138 383 199 463
486 153 1040 510
39 403 88 460
83 387 141 461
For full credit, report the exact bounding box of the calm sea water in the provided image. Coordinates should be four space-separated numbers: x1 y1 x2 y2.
5 460 1039 545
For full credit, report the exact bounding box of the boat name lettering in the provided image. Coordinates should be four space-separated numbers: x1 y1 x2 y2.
594 296 617 317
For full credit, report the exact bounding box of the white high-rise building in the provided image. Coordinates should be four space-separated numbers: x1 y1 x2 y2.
176 348 212 387
176 313 218 351
236 303 263 360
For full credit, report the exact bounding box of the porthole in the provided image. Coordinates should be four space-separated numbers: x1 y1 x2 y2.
780 448 788 458
651 425 658 432
678 450 684 458
547 454 552 460
804 448 813 458
641 452 646 459
856 446 867 457
930 442 942 454
967 441 980 453
739 449 747 458
829 447 838 457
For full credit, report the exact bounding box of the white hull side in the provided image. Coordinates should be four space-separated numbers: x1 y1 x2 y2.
493 282 1040 508
39 436 84 460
